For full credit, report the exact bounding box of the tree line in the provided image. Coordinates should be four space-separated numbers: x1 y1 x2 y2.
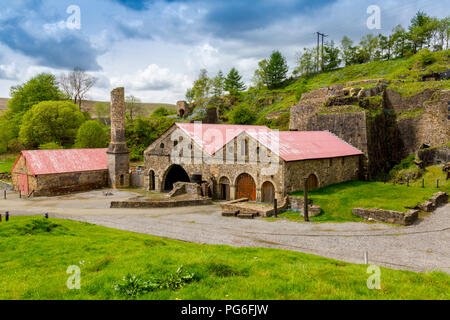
186 11 449 103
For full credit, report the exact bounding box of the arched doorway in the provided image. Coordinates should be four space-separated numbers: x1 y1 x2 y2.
219 176 230 200
261 181 275 203
236 173 256 201
306 174 319 191
163 165 190 191
149 170 155 191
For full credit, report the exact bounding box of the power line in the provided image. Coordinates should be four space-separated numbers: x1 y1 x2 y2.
316 32 328 72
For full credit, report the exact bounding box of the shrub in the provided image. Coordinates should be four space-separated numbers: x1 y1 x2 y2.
113 266 195 299
230 104 256 125
39 142 63 150
74 120 108 149
416 48 436 67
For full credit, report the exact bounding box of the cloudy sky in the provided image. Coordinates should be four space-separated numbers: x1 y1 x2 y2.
0 0 448 103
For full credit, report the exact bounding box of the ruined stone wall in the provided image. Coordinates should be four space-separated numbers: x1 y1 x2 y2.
34 170 108 196
394 90 450 157
283 155 360 194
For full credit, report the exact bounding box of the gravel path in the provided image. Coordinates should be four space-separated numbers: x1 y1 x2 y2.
2 189 449 273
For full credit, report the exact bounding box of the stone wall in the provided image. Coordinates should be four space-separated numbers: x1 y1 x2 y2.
111 198 212 208
353 208 419 226
33 170 108 196
417 144 450 167
130 173 144 188
0 180 12 190
283 155 360 194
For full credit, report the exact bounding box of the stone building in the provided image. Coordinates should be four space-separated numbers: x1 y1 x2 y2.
11 149 108 196
143 123 363 203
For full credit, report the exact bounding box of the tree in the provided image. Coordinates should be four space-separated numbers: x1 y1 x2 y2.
294 48 317 76
60 68 97 108
340 36 358 66
39 142 63 150
322 41 341 71
252 59 269 88
408 11 433 52
229 104 255 125
19 101 85 148
224 68 246 94
265 51 289 89
8 73 65 114
94 102 110 122
125 95 144 120
391 25 409 58
359 34 379 62
211 71 225 97
74 120 108 148
151 106 169 118
191 69 211 101
185 88 195 103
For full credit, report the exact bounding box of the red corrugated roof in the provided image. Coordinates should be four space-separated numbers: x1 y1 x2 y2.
175 123 363 162
13 149 108 175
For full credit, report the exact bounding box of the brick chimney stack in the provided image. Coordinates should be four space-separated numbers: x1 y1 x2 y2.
107 87 130 188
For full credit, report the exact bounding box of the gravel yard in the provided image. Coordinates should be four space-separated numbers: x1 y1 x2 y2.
2 189 449 273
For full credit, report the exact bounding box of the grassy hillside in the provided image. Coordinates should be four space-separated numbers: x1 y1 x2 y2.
201 49 449 130
0 216 448 300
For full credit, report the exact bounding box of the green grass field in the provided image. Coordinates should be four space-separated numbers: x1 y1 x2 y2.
286 167 449 223
0 156 15 174
0 216 448 300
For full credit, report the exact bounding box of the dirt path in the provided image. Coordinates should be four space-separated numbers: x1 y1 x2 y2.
2 189 449 273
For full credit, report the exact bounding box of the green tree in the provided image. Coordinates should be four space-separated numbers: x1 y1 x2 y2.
265 51 289 89
322 41 341 71
225 68 246 94
408 11 433 52
359 34 379 62
94 102 110 121
294 48 317 76
125 95 144 120
391 25 409 58
74 120 108 149
185 88 195 103
191 69 211 101
340 36 358 66
151 106 169 118
211 71 225 97
19 101 85 148
8 73 66 114
39 142 63 150
252 59 268 88
229 104 255 125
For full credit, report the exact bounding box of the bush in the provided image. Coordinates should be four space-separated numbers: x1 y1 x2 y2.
151 107 169 118
74 120 108 149
113 266 195 299
39 142 63 150
416 48 436 67
230 104 256 125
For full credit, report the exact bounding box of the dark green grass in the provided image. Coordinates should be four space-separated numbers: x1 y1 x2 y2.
287 169 448 223
0 216 448 300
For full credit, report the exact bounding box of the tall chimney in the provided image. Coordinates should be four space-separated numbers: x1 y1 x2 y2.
107 87 130 188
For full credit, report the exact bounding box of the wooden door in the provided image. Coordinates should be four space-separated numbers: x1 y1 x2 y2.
236 173 256 201
19 174 28 195
262 181 275 203
306 174 319 191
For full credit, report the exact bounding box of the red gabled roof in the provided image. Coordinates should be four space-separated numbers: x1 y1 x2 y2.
13 149 108 175
175 123 363 162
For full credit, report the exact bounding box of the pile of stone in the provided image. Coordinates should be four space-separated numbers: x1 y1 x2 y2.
416 191 448 212
353 208 419 226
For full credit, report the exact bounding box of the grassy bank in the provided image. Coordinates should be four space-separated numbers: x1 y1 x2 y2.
0 216 449 300
287 168 448 222
0 156 15 174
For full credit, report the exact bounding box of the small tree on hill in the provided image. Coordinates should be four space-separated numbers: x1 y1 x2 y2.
225 68 246 95
211 71 225 97
265 51 288 89
60 68 97 108
125 95 144 120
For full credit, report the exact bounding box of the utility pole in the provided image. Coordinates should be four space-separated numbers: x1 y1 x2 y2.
316 32 328 72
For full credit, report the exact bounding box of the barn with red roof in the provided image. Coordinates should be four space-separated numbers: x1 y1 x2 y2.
11 149 109 196
144 123 364 203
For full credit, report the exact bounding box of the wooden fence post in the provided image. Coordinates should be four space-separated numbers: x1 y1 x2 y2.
303 178 309 222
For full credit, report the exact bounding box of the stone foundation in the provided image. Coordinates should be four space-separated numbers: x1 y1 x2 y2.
110 198 212 208
353 208 419 226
